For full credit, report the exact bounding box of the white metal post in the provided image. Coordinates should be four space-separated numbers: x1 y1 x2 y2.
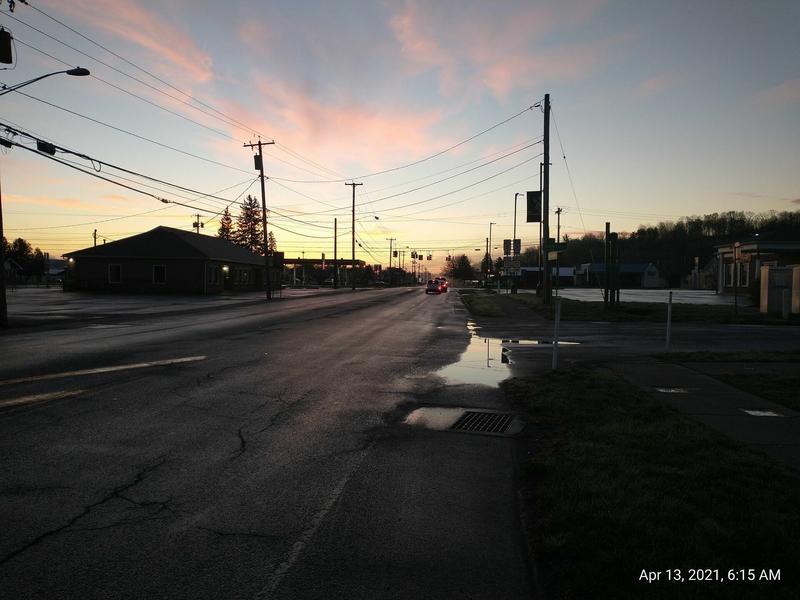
665 291 673 352
552 296 561 370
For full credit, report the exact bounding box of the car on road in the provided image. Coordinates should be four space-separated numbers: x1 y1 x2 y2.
425 279 443 294
434 277 448 292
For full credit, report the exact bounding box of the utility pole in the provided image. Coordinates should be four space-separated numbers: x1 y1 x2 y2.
334 218 338 289
489 221 496 280
386 238 396 270
193 214 204 234
244 138 275 300
93 229 97 247
345 182 362 291
542 93 551 304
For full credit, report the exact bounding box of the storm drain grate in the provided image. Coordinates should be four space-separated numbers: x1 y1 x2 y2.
451 411 514 434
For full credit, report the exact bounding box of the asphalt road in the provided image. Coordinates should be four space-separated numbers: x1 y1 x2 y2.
0 289 534 600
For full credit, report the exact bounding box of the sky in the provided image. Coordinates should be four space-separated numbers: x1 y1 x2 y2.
1 0 798 271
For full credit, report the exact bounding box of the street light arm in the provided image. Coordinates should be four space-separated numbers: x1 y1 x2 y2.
0 67 90 97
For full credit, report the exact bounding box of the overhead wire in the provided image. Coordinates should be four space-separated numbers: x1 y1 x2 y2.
13 3 363 180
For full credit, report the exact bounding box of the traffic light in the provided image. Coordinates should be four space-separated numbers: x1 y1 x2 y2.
393 250 398 257
427 254 432 261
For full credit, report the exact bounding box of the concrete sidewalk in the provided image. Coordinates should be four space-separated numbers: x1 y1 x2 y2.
613 360 800 472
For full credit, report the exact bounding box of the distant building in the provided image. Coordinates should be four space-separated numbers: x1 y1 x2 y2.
63 226 267 294
574 263 662 288
715 240 800 294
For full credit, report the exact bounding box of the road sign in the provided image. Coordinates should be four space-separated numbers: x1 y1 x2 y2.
513 239 521 255
503 239 511 256
544 242 567 253
547 251 559 260
507 269 521 277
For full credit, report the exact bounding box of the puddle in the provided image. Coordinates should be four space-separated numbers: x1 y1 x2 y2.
436 334 512 387
437 329 582 387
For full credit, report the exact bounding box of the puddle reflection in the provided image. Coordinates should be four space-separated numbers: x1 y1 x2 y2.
437 330 581 387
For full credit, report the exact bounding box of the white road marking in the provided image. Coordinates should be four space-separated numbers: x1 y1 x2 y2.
741 409 783 417
0 356 207 387
254 441 373 600
0 390 84 408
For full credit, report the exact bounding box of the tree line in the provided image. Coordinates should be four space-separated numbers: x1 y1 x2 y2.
2 236 48 281
443 210 799 285
216 194 277 255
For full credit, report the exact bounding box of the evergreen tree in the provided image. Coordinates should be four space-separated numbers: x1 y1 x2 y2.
447 254 475 280
268 231 277 252
234 195 263 255
217 207 233 241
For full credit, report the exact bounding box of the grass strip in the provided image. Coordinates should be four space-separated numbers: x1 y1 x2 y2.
509 294 796 324
503 368 800 599
460 292 505 317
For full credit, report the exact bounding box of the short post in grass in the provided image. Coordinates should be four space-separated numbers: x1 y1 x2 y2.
552 296 562 370
665 291 673 352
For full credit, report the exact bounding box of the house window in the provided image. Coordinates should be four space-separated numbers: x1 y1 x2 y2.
207 265 220 285
153 265 166 284
738 263 749 288
724 263 734 287
109 264 122 283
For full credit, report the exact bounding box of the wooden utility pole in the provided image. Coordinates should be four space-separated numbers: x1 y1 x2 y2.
604 221 610 306
93 229 97 247
542 93 551 304
345 182 362 291
334 218 338 289
244 138 275 300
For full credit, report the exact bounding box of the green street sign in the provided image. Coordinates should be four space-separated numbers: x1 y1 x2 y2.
544 242 567 253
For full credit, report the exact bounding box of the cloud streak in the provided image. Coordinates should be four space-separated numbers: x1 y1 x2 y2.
44 0 214 86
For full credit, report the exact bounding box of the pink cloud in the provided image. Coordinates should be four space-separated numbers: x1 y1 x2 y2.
42 0 213 86
4 193 95 209
389 1 623 99
754 79 800 109
635 72 682 98
210 78 447 175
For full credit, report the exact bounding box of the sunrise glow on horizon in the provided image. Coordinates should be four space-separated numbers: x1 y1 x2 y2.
1 0 798 271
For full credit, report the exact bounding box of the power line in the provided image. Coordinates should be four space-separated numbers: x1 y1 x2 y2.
12 90 255 175
14 3 348 180
265 102 541 183
1 9 260 139
551 107 588 235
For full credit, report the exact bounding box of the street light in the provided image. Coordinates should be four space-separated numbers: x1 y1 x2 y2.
0 67 90 97
0 66 90 328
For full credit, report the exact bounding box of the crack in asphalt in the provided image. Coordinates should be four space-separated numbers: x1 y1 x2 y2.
254 390 313 434
0 455 168 568
231 427 248 460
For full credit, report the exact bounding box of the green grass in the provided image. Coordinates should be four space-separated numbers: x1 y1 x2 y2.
509 294 796 324
460 292 505 317
503 368 800 600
